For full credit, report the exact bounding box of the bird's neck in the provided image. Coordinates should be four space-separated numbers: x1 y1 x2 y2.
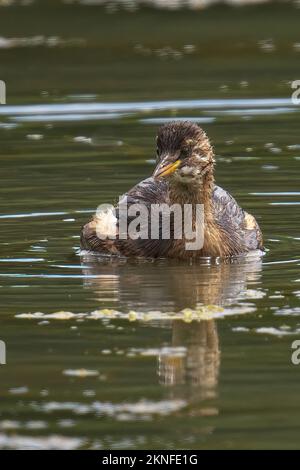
168 172 215 217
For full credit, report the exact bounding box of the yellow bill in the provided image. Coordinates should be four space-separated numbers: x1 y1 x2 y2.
153 159 181 178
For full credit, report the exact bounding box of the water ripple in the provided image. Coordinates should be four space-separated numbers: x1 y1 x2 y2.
0 98 295 116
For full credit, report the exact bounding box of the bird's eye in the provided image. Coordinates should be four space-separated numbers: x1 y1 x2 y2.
180 147 189 159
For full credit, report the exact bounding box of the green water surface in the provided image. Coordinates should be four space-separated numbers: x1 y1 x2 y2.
0 2 300 450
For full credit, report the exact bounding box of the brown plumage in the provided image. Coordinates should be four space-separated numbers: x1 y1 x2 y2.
81 121 263 259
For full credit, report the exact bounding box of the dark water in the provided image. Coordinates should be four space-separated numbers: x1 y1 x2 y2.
0 2 300 449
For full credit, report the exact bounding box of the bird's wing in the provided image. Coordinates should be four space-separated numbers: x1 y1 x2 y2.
115 177 173 257
212 185 263 251
81 177 173 257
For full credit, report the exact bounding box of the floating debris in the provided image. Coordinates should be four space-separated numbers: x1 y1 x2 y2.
182 308 193 323
275 307 300 316
293 43 300 52
262 164 279 171
82 390 96 397
232 326 250 332
244 289 266 299
287 144 300 150
63 369 99 378
128 346 187 358
128 310 138 322
0 35 86 49
25 421 47 430
268 146 282 154
134 43 196 60
58 419 76 428
15 303 255 322
0 420 47 431
0 434 83 451
35 398 187 419
258 39 276 53
183 44 196 54
73 136 92 144
9 386 29 395
101 349 111 355
255 327 298 337
26 134 44 140
0 421 20 430
16 311 79 320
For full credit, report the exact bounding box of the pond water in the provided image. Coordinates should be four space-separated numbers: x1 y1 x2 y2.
0 2 300 450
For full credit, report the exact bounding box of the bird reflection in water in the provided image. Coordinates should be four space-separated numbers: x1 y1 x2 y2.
81 253 262 410
158 320 219 402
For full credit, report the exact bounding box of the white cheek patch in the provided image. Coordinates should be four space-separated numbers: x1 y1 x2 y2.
181 166 192 176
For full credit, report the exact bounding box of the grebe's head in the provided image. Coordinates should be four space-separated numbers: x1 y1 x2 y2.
153 121 215 185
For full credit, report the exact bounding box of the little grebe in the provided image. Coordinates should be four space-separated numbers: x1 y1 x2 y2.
81 121 263 258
